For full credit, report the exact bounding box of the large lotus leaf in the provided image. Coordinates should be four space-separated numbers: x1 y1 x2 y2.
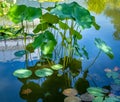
41 40 56 55
8 5 26 23
35 68 53 77
13 69 32 78
8 5 42 23
50 2 95 29
93 97 103 102
42 13 59 24
87 87 105 97
94 38 114 59
51 64 63 70
26 6 42 22
14 50 28 57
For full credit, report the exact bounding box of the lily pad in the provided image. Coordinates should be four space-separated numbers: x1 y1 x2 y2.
51 64 63 70
87 87 105 97
64 96 81 102
63 88 78 96
13 69 32 78
35 68 53 77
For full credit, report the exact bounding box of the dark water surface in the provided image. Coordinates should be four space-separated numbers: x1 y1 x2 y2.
0 0 120 102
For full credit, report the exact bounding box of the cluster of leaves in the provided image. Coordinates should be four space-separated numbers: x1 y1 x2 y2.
87 87 120 102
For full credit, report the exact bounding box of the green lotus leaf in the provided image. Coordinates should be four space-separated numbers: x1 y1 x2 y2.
41 40 56 55
42 13 59 24
94 38 114 59
13 69 32 78
50 2 95 29
35 68 53 77
8 5 42 23
51 64 63 70
14 50 28 57
87 87 105 97
59 21 69 30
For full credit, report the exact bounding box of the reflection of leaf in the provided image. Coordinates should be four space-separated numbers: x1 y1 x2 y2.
94 38 114 59
87 0 107 14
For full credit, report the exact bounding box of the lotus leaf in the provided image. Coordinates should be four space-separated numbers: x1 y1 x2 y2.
13 69 32 78
35 68 53 77
87 87 105 97
50 2 97 29
8 5 42 23
94 38 114 59
64 96 81 102
51 64 63 70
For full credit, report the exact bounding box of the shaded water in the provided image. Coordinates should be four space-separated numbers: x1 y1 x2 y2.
0 0 120 102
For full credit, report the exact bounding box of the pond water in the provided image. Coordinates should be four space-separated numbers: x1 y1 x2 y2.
0 0 120 102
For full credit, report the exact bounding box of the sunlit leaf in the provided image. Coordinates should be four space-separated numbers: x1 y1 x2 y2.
41 40 56 55
8 5 42 23
13 69 32 78
94 38 114 59
35 68 53 77
51 64 63 70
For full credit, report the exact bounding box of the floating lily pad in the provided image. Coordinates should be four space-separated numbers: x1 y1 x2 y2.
64 96 81 102
80 92 94 101
13 69 32 78
63 88 78 96
87 87 105 97
35 68 53 77
51 64 63 70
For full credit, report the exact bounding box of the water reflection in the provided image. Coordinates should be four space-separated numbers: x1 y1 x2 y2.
86 0 120 40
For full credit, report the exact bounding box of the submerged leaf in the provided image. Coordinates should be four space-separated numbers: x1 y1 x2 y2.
94 38 114 59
